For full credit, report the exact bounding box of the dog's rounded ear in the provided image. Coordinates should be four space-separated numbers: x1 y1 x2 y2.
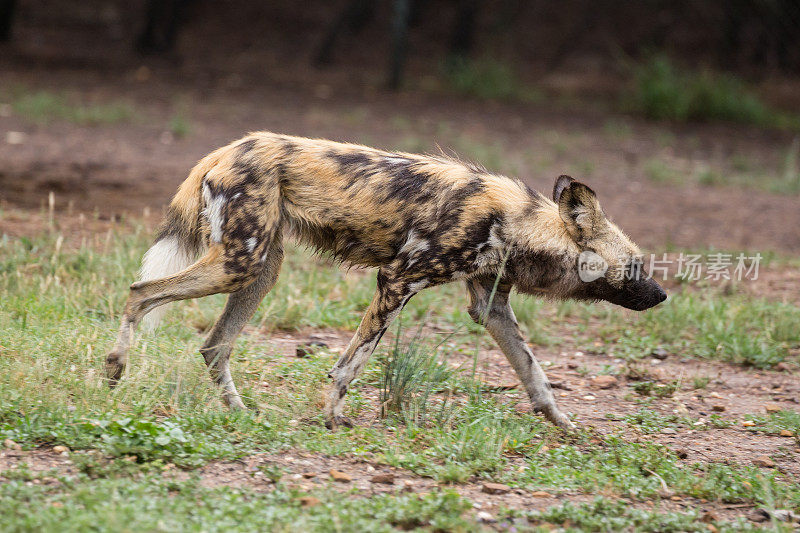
552 175 574 203
554 176 603 242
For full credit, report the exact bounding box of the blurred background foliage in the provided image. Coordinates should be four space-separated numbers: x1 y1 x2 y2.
2 0 800 124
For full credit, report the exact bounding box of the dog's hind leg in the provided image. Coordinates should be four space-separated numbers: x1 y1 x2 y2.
324 267 425 429
105 245 260 387
199 241 284 410
466 277 575 431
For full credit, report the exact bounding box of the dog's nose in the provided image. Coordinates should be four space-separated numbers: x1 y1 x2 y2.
657 287 667 302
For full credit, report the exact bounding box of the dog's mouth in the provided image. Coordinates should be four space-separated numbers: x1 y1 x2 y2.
606 279 668 311
576 276 667 311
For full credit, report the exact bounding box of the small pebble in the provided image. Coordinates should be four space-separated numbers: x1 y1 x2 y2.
752 456 775 468
299 496 320 507
370 473 395 485
329 469 352 482
482 482 510 495
296 341 328 358
591 375 618 389
6 131 26 145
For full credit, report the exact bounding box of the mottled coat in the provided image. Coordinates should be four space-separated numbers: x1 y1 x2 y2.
106 132 666 430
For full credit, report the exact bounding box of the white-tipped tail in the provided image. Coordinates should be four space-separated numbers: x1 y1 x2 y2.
139 236 193 332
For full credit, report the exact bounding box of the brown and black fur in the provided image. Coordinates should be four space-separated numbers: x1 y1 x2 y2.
106 132 666 430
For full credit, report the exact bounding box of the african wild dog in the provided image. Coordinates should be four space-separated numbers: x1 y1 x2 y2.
105 132 667 430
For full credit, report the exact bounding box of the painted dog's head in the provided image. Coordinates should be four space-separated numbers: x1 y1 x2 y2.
513 175 667 311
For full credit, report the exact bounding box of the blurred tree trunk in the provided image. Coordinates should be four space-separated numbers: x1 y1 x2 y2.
388 0 411 89
449 0 479 59
0 0 16 42
315 0 376 65
137 0 192 54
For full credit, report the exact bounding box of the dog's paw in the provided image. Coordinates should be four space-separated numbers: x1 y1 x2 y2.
324 416 354 430
104 352 125 388
552 413 577 432
537 404 577 432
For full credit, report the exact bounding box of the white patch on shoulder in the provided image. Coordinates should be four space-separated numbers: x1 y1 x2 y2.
246 237 257 252
487 222 504 249
202 182 226 243
474 222 505 269
399 230 430 267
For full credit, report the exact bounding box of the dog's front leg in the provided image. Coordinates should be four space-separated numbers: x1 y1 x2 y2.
466 277 576 431
325 269 422 429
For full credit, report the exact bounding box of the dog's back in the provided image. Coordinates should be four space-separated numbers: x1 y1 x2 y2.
175 132 535 269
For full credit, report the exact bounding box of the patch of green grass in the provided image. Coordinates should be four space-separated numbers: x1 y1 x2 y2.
627 55 799 130
603 118 634 140
525 497 758 532
776 137 800 194
10 90 133 126
380 395 553 483
0 404 278 467
709 413 734 429
644 158 683 184
522 436 799 507
744 410 800 437
696 167 725 186
441 134 516 175
631 380 679 398
731 154 753 172
168 113 192 138
0 475 474 532
624 408 679 434
166 97 193 139
601 292 800 368
1 462 39 482
442 56 542 103
689 140 800 195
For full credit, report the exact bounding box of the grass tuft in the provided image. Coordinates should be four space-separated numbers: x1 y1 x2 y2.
442 57 541 103
627 56 799 130
11 90 133 126
526 497 753 532
0 475 474 532
378 323 455 424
